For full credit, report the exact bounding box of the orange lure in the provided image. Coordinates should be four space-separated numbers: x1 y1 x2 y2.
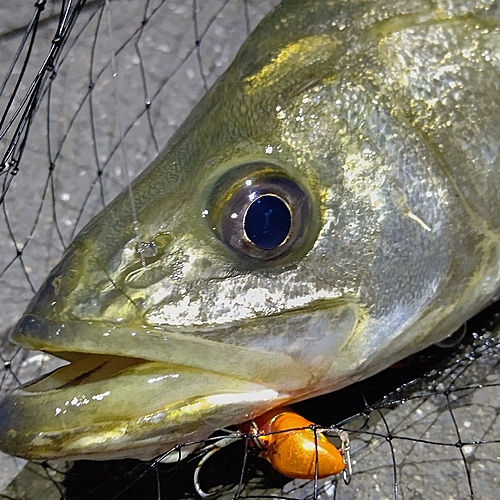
247 407 345 479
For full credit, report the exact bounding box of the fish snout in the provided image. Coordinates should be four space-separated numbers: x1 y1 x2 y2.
22 236 146 328
24 245 82 319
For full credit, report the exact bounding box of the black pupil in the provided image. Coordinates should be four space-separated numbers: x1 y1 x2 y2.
244 195 291 250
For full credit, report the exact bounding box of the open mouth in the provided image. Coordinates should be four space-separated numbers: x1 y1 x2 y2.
10 313 314 389
0 315 299 461
0 303 357 461
20 352 150 393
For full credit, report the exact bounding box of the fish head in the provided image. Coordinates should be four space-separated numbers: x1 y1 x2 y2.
0 11 363 461
1 0 496 461
4 141 362 461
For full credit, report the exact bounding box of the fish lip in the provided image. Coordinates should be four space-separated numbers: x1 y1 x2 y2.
2 309 355 461
3 315 294 461
0 351 287 461
10 313 320 393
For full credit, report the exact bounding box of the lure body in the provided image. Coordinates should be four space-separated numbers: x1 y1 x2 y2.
1 0 500 461
250 407 345 479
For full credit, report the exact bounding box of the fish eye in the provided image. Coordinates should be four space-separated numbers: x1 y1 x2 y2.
210 163 317 262
244 194 291 250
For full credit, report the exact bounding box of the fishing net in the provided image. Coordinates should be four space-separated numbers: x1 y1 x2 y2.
0 1 499 499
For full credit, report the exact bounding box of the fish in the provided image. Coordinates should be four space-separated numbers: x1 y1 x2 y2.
1 0 500 462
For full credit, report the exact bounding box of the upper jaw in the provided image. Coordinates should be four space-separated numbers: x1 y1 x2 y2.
10 313 317 391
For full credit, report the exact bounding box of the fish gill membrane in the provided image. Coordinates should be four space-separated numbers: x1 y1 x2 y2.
1 0 500 497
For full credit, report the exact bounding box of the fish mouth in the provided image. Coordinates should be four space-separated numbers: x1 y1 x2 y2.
0 314 313 461
10 314 319 389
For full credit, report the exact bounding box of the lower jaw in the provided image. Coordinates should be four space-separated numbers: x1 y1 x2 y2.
0 352 288 461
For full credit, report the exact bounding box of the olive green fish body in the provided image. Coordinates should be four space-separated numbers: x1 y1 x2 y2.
1 0 500 460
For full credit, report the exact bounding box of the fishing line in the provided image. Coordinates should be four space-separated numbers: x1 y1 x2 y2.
104 0 144 265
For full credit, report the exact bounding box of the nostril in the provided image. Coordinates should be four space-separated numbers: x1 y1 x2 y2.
51 275 62 295
25 275 59 316
25 246 81 317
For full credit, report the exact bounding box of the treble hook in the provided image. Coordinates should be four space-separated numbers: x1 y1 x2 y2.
193 411 354 497
193 434 243 498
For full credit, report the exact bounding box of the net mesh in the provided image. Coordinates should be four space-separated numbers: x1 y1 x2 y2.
0 1 499 499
